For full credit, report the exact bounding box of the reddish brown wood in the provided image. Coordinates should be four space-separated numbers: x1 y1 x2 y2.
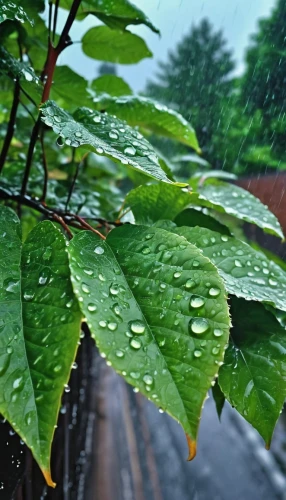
237 173 286 233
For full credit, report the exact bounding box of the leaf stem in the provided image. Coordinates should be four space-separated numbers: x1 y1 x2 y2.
40 129 48 202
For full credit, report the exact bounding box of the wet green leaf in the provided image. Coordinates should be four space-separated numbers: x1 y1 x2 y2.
82 26 152 64
174 208 231 235
172 226 286 312
0 207 81 487
68 225 230 445
57 0 159 33
212 380 225 420
90 74 132 97
0 0 33 25
41 101 172 184
190 179 284 239
92 95 199 151
51 66 91 108
0 46 41 88
219 298 286 446
125 184 193 224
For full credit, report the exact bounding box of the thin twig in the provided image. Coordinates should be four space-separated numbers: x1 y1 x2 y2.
52 0 61 43
65 149 78 209
20 100 36 123
73 215 106 240
40 128 48 202
53 213 73 239
19 85 38 108
0 80 21 175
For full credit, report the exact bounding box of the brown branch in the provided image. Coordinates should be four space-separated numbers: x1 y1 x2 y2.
0 80 21 175
21 0 82 197
0 189 113 239
53 213 73 239
73 214 106 240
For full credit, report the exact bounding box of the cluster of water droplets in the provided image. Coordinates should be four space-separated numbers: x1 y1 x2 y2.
0 2 31 24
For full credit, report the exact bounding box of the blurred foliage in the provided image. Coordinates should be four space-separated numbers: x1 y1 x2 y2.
146 4 286 175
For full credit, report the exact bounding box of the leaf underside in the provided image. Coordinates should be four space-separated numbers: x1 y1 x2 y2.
41 101 172 184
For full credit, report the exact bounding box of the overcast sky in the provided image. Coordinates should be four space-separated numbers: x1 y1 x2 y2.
58 0 277 92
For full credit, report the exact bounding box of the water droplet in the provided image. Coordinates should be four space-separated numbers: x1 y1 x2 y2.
214 328 223 337
142 246 150 255
185 279 196 290
234 259 242 268
115 350 124 358
212 347 220 355
209 287 220 297
107 322 117 331
145 233 154 240
193 260 200 268
99 321 107 328
159 283 166 291
194 350 202 358
130 320 145 335
124 146 136 156
190 295 205 309
130 337 142 350
99 273 106 282
190 318 209 335
143 374 154 386
94 246 104 254
43 247 52 260
130 371 140 379
173 271 182 278
110 283 120 295
221 235 229 242
23 289 35 301
81 283 90 294
56 136 64 147
254 266 260 272
269 278 277 286
83 269 93 276
87 303 97 312
109 130 119 140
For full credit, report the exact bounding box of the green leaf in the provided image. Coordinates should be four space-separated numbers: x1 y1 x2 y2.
212 380 225 420
174 208 231 235
192 170 237 182
191 179 284 239
0 46 40 86
219 298 286 446
82 26 152 64
92 95 200 151
0 0 33 25
172 226 286 312
90 74 132 97
125 184 193 224
40 101 172 184
68 225 230 446
0 207 81 487
51 66 90 108
57 0 159 33
173 153 210 168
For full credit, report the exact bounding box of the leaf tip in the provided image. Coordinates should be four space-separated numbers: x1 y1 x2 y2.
43 469 56 489
185 434 197 461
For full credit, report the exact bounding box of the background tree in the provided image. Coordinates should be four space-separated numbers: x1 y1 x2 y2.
146 18 235 166
238 0 286 173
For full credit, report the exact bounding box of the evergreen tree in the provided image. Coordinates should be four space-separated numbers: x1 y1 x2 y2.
240 0 286 169
146 19 235 164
